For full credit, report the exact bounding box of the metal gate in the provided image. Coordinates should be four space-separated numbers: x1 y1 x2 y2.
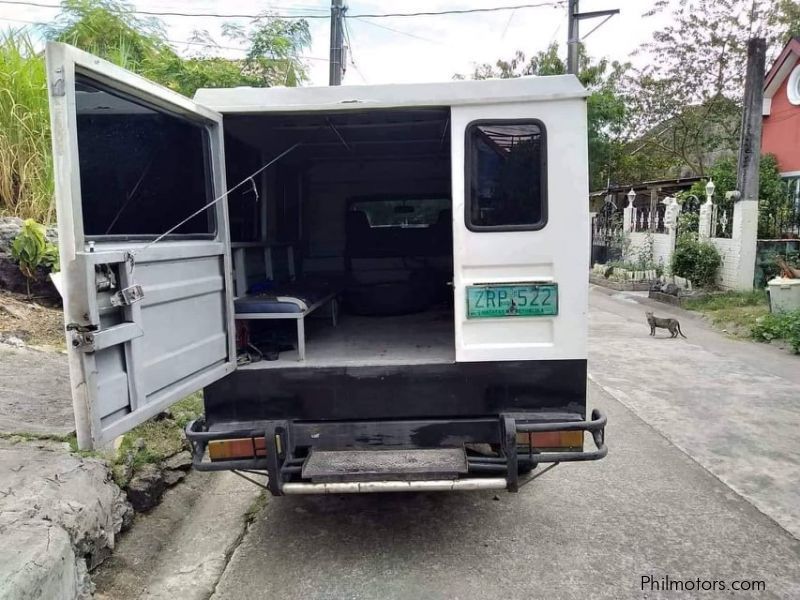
591 198 623 265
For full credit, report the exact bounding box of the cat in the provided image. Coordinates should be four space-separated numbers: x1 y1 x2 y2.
645 311 686 338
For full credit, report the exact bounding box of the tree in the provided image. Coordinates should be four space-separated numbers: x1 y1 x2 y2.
778 0 800 40
626 0 799 178
44 0 311 96
457 43 630 191
43 0 168 70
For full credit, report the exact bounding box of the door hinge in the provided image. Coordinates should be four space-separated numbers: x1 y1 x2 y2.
51 67 65 97
110 285 144 307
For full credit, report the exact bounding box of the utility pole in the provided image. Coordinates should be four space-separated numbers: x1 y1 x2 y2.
567 2 620 75
329 0 346 86
567 0 580 76
736 37 767 203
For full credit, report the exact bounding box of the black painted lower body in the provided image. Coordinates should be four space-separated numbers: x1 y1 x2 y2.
190 360 607 494
203 359 588 425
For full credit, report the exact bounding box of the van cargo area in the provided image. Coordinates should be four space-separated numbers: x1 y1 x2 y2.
222 108 454 368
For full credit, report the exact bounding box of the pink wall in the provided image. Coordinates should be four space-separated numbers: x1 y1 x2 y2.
763 76 800 174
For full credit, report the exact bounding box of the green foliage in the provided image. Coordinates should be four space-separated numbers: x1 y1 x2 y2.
684 154 793 238
671 236 721 288
752 310 800 353
684 290 770 337
45 1 312 97
44 0 169 70
777 0 800 41
676 209 699 237
0 31 53 223
757 155 794 238
0 1 311 221
114 393 203 477
10 219 59 295
684 290 768 312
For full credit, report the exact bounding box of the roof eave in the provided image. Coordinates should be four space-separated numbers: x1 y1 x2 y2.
764 37 800 98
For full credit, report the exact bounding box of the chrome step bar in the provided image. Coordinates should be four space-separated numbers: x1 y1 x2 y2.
282 478 507 494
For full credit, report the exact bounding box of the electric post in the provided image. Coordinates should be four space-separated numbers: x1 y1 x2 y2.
329 0 346 86
567 1 620 75
567 0 580 76
736 38 767 203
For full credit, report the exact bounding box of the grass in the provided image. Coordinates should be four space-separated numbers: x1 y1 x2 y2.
0 31 54 223
63 392 204 487
684 290 800 354
752 310 800 354
115 392 203 469
683 291 770 336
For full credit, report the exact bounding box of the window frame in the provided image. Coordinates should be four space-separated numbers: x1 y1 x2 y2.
74 71 218 242
464 118 548 232
348 194 451 229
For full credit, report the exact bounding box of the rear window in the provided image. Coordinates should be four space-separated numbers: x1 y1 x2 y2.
75 74 215 239
350 198 450 228
465 120 547 231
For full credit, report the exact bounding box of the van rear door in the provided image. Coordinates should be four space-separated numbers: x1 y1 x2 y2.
451 99 589 363
46 43 235 449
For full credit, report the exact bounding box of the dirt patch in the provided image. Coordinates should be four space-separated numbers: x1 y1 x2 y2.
0 289 64 349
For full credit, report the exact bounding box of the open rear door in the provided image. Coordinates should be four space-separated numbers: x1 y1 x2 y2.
46 43 235 449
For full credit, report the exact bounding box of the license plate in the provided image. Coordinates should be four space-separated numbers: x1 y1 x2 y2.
466 284 558 318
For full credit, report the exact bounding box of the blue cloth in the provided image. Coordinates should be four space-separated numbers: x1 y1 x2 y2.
234 296 303 314
234 280 338 315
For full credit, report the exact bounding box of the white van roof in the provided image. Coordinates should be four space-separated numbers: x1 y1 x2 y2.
194 74 587 114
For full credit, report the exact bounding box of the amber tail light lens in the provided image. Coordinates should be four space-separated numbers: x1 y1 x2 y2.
208 437 267 461
516 430 584 450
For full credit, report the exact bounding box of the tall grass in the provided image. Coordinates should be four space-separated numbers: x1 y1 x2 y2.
0 31 53 223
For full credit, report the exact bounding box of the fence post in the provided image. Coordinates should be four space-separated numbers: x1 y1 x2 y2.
663 197 681 269
699 197 713 240
623 191 635 233
729 197 759 290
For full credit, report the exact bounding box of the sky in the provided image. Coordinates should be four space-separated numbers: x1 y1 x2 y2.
0 0 671 86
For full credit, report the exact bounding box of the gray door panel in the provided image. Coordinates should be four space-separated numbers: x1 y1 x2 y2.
46 43 235 449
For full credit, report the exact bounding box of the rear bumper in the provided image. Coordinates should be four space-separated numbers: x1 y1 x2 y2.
185 410 607 495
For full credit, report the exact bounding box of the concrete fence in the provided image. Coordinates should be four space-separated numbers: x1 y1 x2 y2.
620 193 758 290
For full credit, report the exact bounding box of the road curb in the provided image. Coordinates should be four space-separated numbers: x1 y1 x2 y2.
0 439 133 600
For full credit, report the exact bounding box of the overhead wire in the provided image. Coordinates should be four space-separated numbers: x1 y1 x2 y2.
342 15 367 84
350 17 443 46
0 0 566 20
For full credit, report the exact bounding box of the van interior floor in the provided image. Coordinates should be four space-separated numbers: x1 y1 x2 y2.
239 307 455 369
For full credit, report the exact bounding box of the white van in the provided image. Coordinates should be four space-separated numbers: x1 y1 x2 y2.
46 42 606 495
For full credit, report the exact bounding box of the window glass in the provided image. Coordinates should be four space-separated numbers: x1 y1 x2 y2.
350 198 450 228
75 75 214 237
466 121 546 230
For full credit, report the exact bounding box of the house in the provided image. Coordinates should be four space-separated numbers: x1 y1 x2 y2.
762 37 800 184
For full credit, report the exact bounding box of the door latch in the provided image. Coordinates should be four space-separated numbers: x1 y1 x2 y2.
110 285 144 307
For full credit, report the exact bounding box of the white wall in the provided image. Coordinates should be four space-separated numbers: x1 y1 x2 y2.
709 238 737 288
706 201 758 290
626 231 673 268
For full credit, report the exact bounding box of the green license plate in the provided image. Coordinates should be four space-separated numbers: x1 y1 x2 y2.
466 283 558 319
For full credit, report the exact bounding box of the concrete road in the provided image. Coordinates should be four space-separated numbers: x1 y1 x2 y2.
209 289 800 600
588 286 800 539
